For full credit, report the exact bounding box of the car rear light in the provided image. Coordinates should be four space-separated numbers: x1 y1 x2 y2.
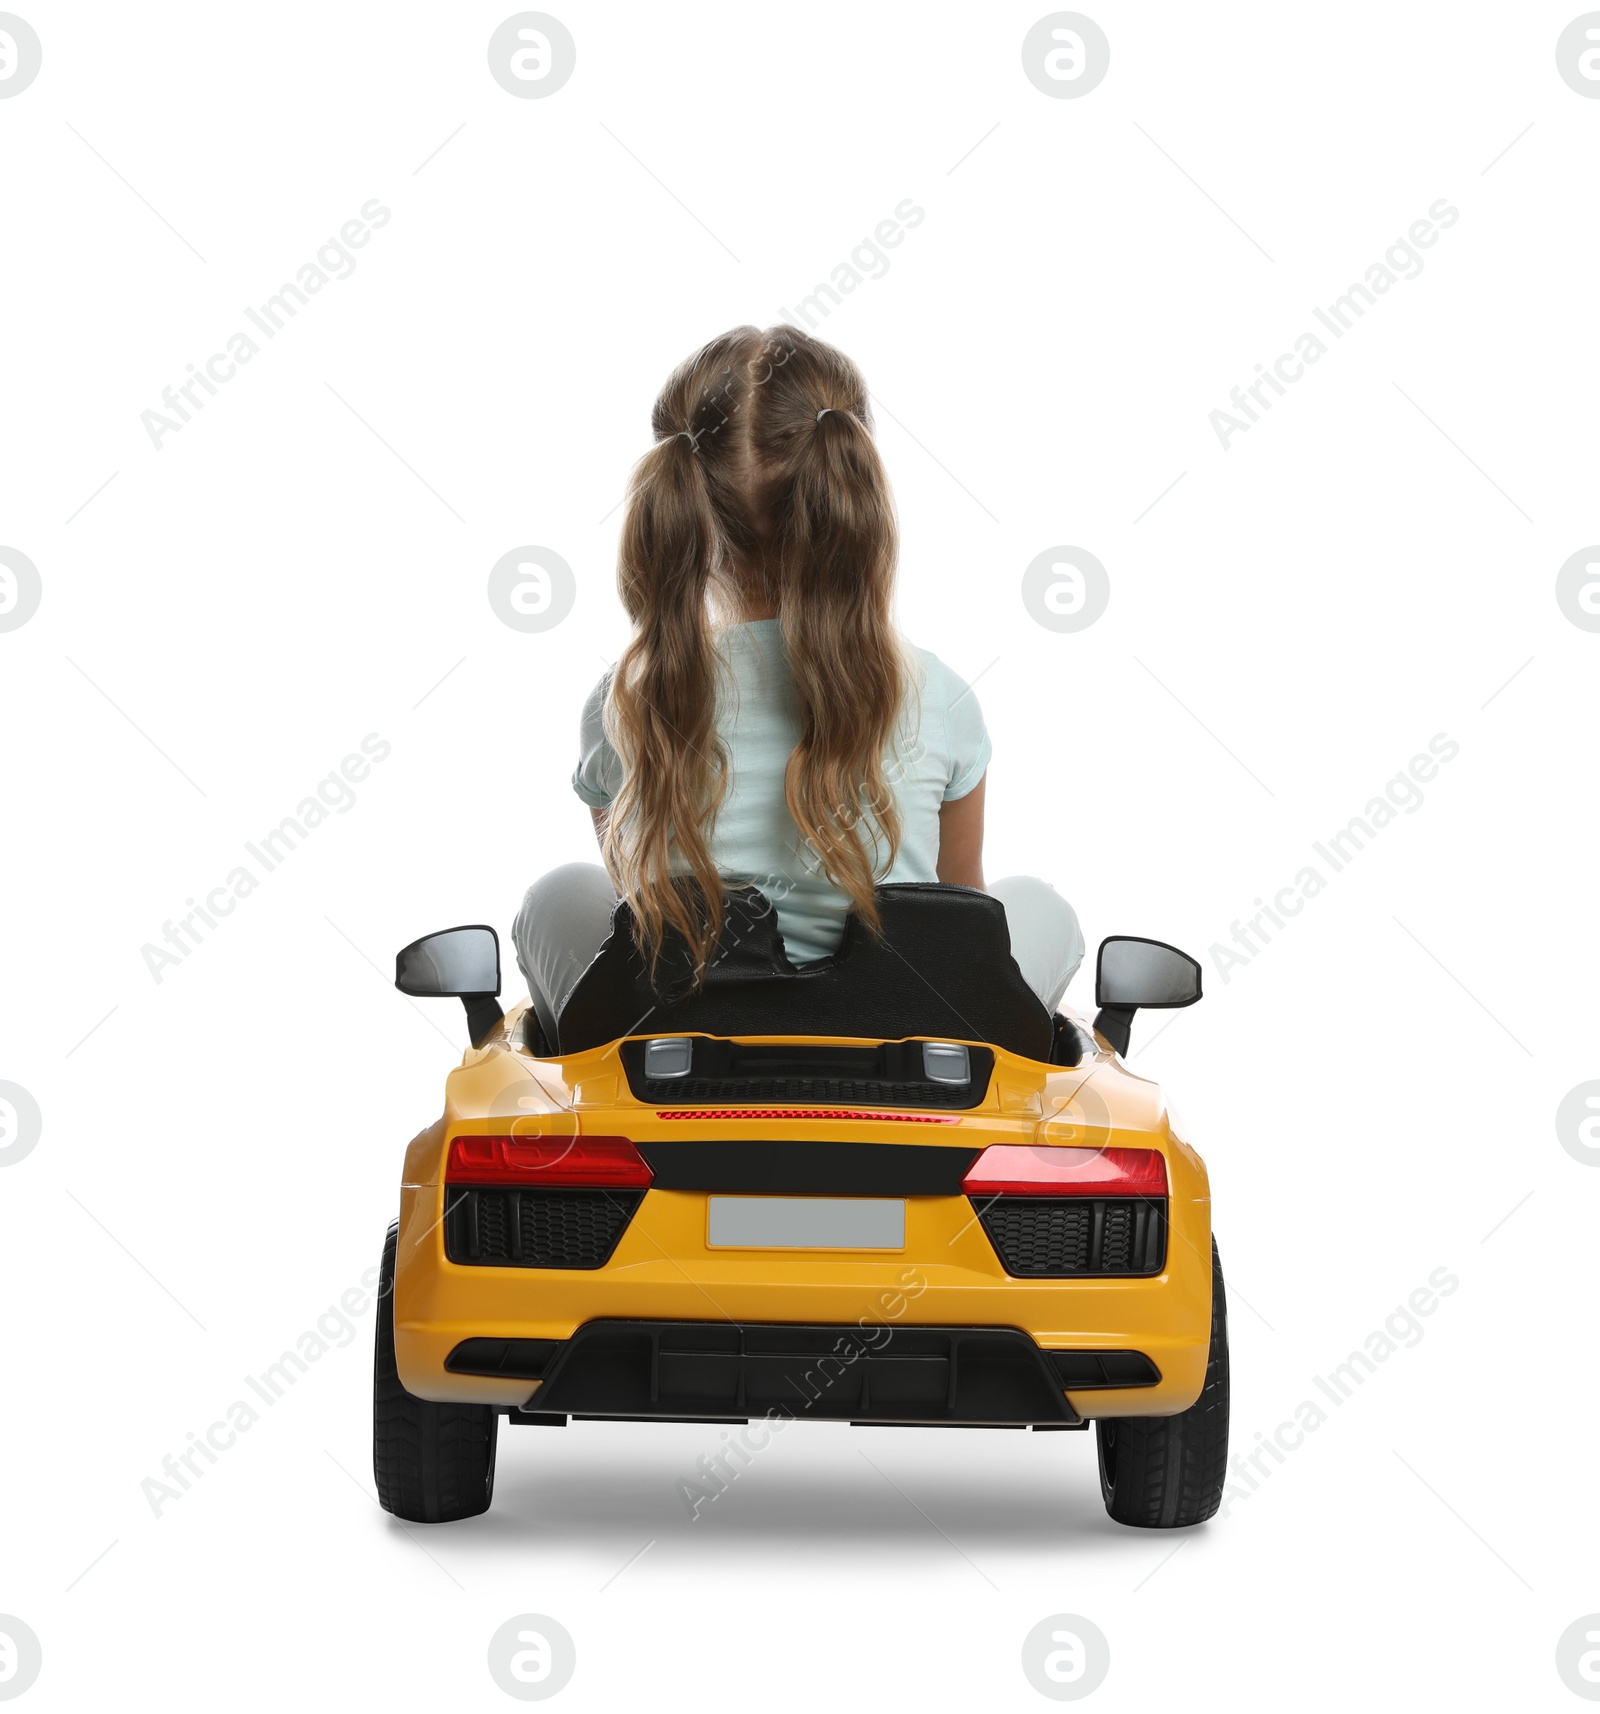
446 1135 653 1188
961 1145 1167 1197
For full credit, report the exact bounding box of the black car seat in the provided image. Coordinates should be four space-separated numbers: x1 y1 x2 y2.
554 882 1057 1061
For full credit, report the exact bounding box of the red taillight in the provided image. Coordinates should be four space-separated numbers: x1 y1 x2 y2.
961 1145 1167 1197
445 1135 653 1188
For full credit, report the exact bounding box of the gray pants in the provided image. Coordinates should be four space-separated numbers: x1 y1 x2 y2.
513 863 1086 1047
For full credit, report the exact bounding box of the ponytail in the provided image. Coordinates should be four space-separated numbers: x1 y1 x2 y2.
774 406 903 937
606 420 730 979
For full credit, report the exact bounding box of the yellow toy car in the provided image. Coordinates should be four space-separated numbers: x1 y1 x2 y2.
374 884 1227 1529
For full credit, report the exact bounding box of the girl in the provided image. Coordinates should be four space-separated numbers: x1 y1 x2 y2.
513 326 1084 1046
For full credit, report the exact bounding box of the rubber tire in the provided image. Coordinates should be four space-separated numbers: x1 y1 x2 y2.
1095 1236 1230 1528
372 1221 498 1523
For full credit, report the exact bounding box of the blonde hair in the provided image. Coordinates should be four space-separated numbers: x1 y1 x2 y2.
605 325 906 981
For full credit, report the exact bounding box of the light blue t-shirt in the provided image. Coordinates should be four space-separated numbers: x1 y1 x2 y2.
572 621 991 963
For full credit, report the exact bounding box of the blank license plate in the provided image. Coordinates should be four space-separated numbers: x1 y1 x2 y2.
706 1196 906 1250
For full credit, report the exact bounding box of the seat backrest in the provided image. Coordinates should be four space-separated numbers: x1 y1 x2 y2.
555 882 1054 1060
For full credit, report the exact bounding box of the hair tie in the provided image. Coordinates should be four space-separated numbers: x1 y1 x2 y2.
815 409 832 422
676 430 695 446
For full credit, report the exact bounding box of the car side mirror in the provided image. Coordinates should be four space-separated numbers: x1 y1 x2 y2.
1092 936 1202 1056
395 925 503 1046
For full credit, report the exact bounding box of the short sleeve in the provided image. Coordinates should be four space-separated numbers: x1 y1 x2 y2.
571 671 623 808
933 654 992 801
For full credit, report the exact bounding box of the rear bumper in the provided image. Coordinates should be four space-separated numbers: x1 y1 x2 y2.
394 1180 1213 1418
452 1319 1085 1425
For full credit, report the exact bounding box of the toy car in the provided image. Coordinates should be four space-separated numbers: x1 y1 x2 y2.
373 884 1228 1529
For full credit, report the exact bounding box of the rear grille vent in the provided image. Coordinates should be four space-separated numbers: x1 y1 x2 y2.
1047 1350 1162 1389
445 1187 643 1270
622 1038 994 1109
642 1075 975 1106
976 1197 1166 1277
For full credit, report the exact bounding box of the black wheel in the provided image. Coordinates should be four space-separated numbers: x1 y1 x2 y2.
1095 1236 1229 1528
372 1221 498 1523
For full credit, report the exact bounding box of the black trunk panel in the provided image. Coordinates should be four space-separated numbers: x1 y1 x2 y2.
635 1139 980 1195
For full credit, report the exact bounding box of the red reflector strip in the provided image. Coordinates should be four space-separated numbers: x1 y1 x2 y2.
446 1136 652 1187
961 1145 1167 1197
657 1108 960 1124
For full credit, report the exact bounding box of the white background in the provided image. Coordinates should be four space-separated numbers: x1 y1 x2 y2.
2 2 1597 1708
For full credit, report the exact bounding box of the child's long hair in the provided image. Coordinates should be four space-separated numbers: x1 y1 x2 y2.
605 325 906 981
